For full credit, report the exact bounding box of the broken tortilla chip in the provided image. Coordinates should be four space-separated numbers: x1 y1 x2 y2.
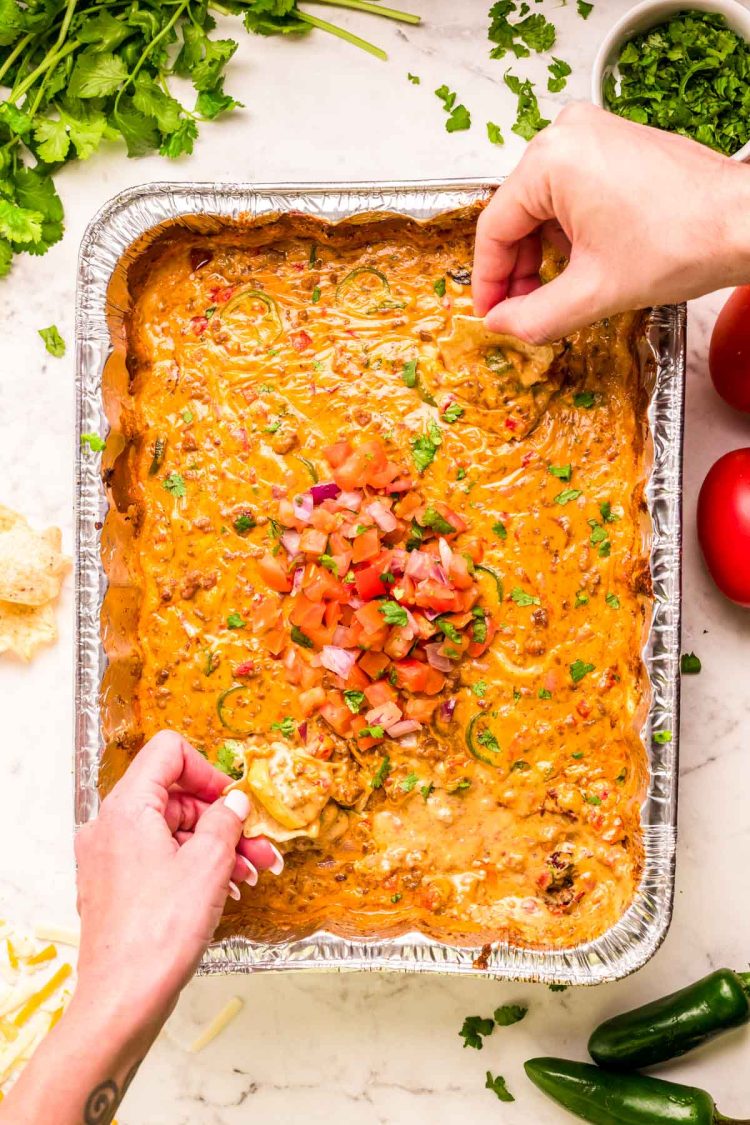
0 507 69 607
439 316 558 389
0 505 69 661
0 601 58 662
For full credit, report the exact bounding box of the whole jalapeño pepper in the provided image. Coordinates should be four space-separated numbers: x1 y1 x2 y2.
588 969 750 1070
525 1057 750 1125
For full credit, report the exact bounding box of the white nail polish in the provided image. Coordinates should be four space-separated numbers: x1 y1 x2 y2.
228 880 241 901
224 789 250 820
241 857 258 887
267 843 284 876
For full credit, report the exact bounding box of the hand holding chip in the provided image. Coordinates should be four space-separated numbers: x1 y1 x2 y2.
473 103 750 344
74 730 282 1028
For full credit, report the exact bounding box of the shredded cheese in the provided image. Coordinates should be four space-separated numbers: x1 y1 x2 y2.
32 924 79 948
188 996 244 1053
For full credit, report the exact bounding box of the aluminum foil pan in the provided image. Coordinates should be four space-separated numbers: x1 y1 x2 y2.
75 181 684 984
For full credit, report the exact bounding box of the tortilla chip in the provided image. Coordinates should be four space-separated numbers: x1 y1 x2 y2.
439 316 558 389
225 740 332 844
0 506 70 607
0 601 58 661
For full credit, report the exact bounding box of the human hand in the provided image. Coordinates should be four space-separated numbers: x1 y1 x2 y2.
473 103 750 343
74 730 282 1031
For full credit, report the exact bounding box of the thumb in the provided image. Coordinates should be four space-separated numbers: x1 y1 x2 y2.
484 259 603 345
176 789 250 891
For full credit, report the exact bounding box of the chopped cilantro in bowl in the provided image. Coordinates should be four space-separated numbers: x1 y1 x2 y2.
595 4 750 158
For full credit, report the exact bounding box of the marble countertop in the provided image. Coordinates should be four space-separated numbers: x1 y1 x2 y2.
2 1 750 1121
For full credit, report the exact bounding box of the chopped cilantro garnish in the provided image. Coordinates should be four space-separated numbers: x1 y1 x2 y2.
571 751 584 760
548 56 572 93
488 1 556 59
494 1004 527 1026
216 741 243 780
459 1015 494 1050
163 471 186 499
371 754 391 784
433 275 447 297
379 601 408 627
343 690 365 714
570 659 595 683
422 506 454 534
291 625 313 649
457 468 467 481
485 1072 514 1103
575 590 590 607
681 652 702 674
226 612 245 629
472 681 488 698
554 488 582 505
270 716 295 737
233 512 256 535
574 391 596 408
589 521 608 545
598 540 611 559
472 606 488 644
538 687 552 699
492 520 508 539
408 72 420 84
182 407 194 424
443 402 464 424
604 11 750 156
654 730 673 744
434 86 471 133
487 121 505 145
400 772 418 792
605 592 620 609
420 781 434 801
81 432 105 453
39 325 65 357
477 728 500 753
205 305 217 319
504 73 550 140
311 286 321 304
319 554 338 575
577 0 593 16
380 571 396 585
435 616 461 643
548 463 572 481
391 892 402 903
264 419 281 434
600 500 619 523
411 421 443 475
510 587 540 607
585 793 602 806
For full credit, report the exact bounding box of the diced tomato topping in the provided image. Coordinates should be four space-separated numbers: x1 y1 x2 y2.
359 650 391 680
403 696 438 722
290 330 313 352
323 441 352 469
352 528 381 564
264 628 287 656
299 528 329 555
299 686 326 716
414 580 460 614
384 628 414 660
320 693 353 737
258 552 291 593
355 565 388 601
190 315 209 336
355 601 388 635
364 680 399 708
290 595 326 631
310 507 337 534
234 660 255 677
449 554 474 589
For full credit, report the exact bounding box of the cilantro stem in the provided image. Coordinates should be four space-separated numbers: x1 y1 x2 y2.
305 0 421 25
296 9 388 59
114 0 191 117
10 38 80 103
0 33 33 87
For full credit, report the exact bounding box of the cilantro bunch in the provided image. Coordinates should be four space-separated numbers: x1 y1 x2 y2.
0 0 419 278
603 11 750 157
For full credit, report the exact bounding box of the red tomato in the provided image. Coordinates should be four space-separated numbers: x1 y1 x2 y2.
709 287 750 413
354 565 387 601
697 448 750 606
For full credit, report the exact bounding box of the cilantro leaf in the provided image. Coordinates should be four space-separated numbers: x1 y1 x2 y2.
548 463 571 481
38 325 65 357
574 390 596 408
472 681 487 697
402 359 418 387
487 121 505 145
492 520 507 539
577 0 593 17
554 488 582 505
548 56 572 93
270 716 296 737
216 741 243 780
485 1072 514 1102
227 612 245 629
400 772 418 792
291 625 313 649
371 755 391 786
459 1016 494 1049
443 402 464 423
379 601 408 627
681 652 701 674
435 87 471 133
510 587 540 607
421 506 454 534
504 73 550 140
570 659 595 683
81 432 105 452
343 690 365 714
408 72 420 84
233 512 256 535
494 1003 527 1026
411 421 443 475
163 472 186 499
654 730 672 744
68 52 129 99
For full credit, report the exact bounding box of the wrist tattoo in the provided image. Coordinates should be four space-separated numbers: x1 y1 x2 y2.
83 1061 141 1125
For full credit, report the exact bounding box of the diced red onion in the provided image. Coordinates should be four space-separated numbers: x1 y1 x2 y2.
438 537 453 571
425 644 453 672
332 625 350 647
386 720 422 738
298 721 308 743
311 481 341 504
439 698 457 721
293 492 314 522
291 566 304 595
337 490 362 511
405 550 432 580
320 645 357 678
366 500 398 534
422 608 440 621
390 549 407 575
365 701 402 728
281 530 301 556
431 563 449 585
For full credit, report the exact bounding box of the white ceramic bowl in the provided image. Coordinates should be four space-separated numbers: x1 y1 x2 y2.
591 0 750 162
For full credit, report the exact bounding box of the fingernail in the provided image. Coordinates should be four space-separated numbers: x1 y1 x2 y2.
227 881 241 901
224 789 250 820
240 857 258 887
267 843 284 876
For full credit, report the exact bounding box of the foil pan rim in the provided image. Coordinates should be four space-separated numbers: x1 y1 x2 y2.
74 180 684 984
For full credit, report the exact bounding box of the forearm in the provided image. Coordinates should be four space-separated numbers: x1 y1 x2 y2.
0 986 168 1125
716 159 750 290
